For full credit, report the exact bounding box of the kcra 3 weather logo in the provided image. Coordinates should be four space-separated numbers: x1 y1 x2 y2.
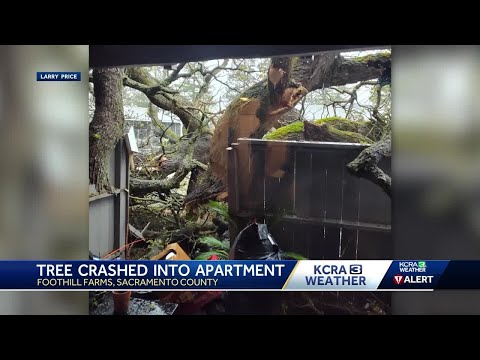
393 261 433 285
399 261 427 273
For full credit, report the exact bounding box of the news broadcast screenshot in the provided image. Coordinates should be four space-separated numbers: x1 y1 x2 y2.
1 45 479 315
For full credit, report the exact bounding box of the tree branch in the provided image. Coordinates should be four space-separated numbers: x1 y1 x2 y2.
164 62 187 85
130 166 190 197
347 133 391 197
123 68 202 133
292 52 390 91
130 131 208 197
175 63 262 80
195 59 229 103
371 84 387 124
147 102 179 144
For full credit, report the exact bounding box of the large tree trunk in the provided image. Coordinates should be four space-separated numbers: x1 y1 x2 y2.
89 68 125 191
209 58 308 184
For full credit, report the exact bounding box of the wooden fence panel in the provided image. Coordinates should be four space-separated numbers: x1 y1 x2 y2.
230 139 392 260
294 150 313 218
309 151 327 219
264 143 295 215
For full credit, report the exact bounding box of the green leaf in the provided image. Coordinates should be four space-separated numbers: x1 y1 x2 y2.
206 200 229 219
282 252 308 260
198 236 229 251
205 200 239 231
194 250 229 260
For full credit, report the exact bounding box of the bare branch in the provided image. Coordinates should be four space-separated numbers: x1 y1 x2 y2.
210 72 242 93
147 102 179 143
164 62 187 85
123 68 202 133
175 63 262 80
195 59 229 103
192 160 208 171
371 85 387 124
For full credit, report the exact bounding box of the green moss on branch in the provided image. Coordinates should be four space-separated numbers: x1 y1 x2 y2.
353 51 391 64
264 117 374 142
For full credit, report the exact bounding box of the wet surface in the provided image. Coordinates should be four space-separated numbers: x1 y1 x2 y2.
90 292 178 315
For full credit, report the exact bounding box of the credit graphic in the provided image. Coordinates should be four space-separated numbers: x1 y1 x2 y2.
37 72 81 81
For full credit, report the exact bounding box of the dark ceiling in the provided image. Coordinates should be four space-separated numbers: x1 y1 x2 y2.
89 45 387 68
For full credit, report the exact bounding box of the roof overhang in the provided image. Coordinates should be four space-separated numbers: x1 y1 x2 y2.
90 45 388 68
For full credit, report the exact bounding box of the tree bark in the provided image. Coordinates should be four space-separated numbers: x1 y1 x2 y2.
347 133 391 197
292 52 390 91
89 68 125 191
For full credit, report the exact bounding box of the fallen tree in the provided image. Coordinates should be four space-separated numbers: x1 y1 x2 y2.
124 52 390 204
89 50 391 265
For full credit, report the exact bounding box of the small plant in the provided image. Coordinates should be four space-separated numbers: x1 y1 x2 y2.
194 236 229 260
197 236 229 251
205 200 238 232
